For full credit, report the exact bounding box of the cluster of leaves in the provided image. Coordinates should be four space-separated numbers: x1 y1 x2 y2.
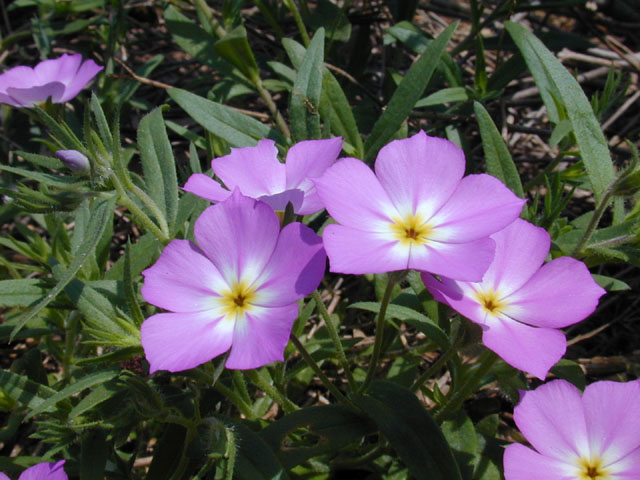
1 1 639 479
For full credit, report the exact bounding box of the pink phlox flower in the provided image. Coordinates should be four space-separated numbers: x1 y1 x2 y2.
0 54 102 107
313 130 525 281
140 189 327 372
504 379 640 480
183 137 343 215
422 218 606 379
0 461 67 480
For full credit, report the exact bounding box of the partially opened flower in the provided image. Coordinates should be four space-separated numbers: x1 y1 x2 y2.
0 54 102 107
141 190 326 371
313 131 525 281
0 460 67 480
184 137 343 215
422 219 605 379
504 379 640 479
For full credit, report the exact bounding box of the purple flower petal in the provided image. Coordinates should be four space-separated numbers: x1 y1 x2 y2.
482 314 566 380
428 174 525 243
254 222 326 306
506 257 606 328
0 66 39 93
285 137 343 188
610 447 640 478
183 173 233 203
257 189 304 212
322 224 409 274
59 58 103 102
421 274 488 324
314 157 398 232
374 131 465 218
225 304 299 369
141 311 234 373
503 444 575 480
0 473 9 480
513 380 589 461
34 54 82 85
141 239 227 312
18 461 67 480
194 191 280 284
212 139 285 199
480 219 550 296
409 236 496 282
582 380 640 464
7 82 66 107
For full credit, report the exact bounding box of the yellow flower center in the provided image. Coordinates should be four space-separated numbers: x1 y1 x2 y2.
577 457 610 480
220 280 258 319
390 214 432 246
475 289 507 315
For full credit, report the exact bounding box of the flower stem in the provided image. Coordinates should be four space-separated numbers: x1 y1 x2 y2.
361 274 399 391
284 0 310 47
255 80 291 139
410 344 458 393
289 333 355 407
246 369 299 413
214 382 256 419
571 179 616 258
434 349 497 422
312 290 356 392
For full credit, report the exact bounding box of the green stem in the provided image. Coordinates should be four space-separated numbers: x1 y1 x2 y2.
62 311 80 379
410 344 458 393
246 369 299 413
232 370 253 406
193 0 226 38
571 179 616 257
110 173 170 244
434 350 497 422
255 80 291 139
289 334 354 407
522 155 564 192
312 290 356 392
214 382 256 419
284 0 310 46
361 274 398 391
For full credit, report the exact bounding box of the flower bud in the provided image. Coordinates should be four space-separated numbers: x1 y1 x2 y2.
55 149 90 175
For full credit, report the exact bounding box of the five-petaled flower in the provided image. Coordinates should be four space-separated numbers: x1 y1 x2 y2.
422 218 606 379
140 190 326 372
0 54 102 107
0 461 67 480
313 130 525 281
183 137 343 215
504 379 640 480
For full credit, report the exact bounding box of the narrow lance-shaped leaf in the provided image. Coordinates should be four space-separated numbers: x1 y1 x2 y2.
290 28 325 142
10 195 116 338
505 21 615 202
214 25 260 84
364 21 459 161
138 107 179 233
474 102 524 198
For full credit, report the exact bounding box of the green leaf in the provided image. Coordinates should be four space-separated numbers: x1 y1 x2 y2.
91 92 113 149
591 274 631 291
233 421 289 480
354 380 462 480
0 164 84 189
364 22 458 160
138 107 179 232
473 102 525 198
16 151 64 170
0 279 49 307
123 241 146 328
441 411 478 480
168 87 282 147
80 429 109 480
260 405 375 468
0 370 56 410
69 380 122 419
415 87 468 108
10 195 116 338
505 22 615 202
290 28 325 141
25 370 119 420
349 301 449 349
214 25 260 83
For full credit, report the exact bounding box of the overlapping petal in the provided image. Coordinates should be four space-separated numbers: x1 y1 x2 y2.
513 380 589 461
141 239 227 312
226 304 299 369
212 139 285 198
194 190 280 284
141 311 234 373
482 315 566 380
374 131 465 218
285 137 343 190
16 460 67 480
183 173 233 203
254 222 326 306
427 174 526 243
506 257 606 328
